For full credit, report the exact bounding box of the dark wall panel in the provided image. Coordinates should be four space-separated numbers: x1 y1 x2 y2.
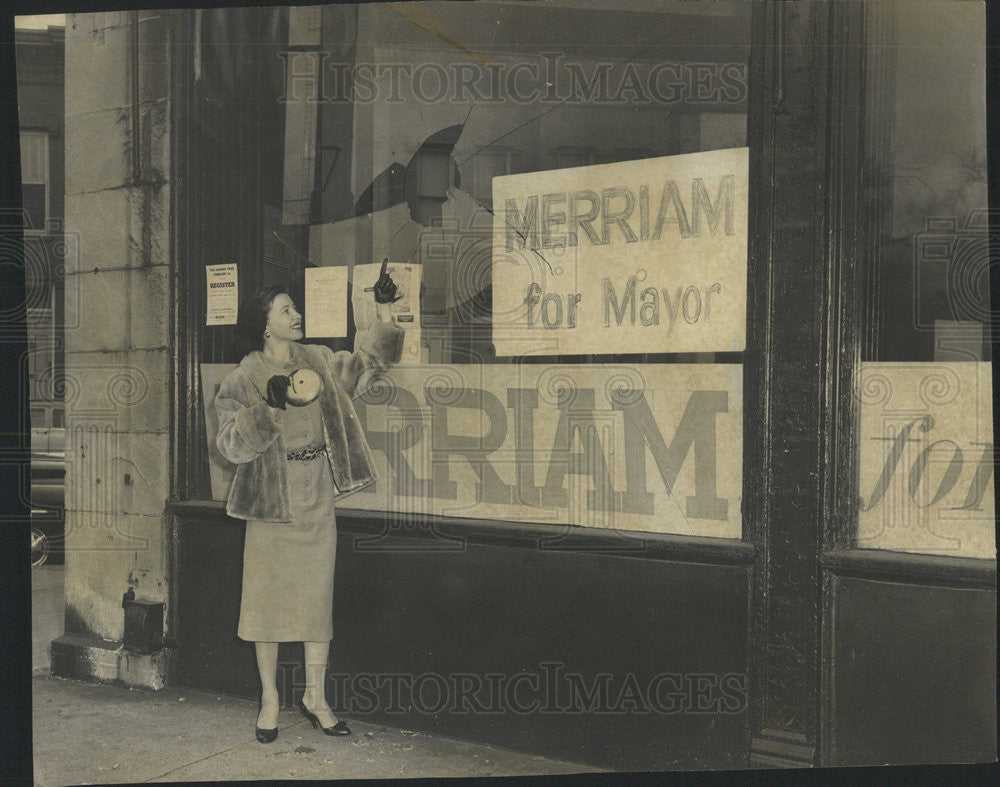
172 513 257 697
174 508 752 772
829 576 996 765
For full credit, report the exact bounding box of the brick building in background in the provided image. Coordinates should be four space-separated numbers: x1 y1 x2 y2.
16 23 66 446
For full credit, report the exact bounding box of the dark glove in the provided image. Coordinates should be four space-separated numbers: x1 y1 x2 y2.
372 258 403 304
264 375 291 410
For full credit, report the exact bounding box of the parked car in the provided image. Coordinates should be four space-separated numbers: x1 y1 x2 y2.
30 403 65 567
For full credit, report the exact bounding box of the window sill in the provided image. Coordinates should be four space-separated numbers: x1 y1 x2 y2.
167 499 754 566
821 548 996 589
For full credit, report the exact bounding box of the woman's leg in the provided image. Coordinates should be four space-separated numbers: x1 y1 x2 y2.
255 641 280 729
302 640 339 727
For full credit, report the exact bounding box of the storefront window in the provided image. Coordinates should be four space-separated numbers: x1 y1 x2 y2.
857 0 993 558
197 1 753 539
297 0 750 366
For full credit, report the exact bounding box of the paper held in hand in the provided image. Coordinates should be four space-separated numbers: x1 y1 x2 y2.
352 261 422 363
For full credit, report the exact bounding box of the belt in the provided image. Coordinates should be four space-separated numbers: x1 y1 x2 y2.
286 445 326 461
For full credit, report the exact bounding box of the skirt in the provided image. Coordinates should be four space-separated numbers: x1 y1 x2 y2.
237 455 338 642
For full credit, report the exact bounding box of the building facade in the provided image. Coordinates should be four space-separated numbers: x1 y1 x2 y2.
45 2 995 770
16 24 66 448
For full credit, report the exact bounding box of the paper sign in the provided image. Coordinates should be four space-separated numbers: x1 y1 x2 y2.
352 261 421 363
345 363 743 539
857 362 995 558
491 148 748 356
305 266 349 338
206 264 238 326
199 360 743 540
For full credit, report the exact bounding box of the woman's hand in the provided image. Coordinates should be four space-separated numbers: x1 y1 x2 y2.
372 258 402 304
264 375 291 410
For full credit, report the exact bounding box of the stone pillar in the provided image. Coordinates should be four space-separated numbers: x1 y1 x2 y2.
50 11 174 690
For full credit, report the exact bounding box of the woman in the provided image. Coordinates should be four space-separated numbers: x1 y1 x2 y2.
215 269 403 743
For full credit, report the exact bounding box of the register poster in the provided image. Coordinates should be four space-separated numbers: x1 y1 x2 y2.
205 264 238 325
491 148 748 356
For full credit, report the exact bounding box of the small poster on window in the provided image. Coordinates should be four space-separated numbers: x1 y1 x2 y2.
205 263 238 325
304 265 349 338
352 261 422 363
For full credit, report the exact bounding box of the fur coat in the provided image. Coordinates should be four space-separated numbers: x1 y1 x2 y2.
215 320 404 522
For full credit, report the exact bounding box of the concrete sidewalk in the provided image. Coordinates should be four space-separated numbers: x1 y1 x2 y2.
32 674 601 784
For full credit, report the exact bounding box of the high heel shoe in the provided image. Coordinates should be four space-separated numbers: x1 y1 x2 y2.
297 698 351 736
255 704 278 744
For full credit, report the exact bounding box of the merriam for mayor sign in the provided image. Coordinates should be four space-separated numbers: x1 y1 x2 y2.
491 148 749 356
345 363 743 539
202 150 748 538
201 363 743 539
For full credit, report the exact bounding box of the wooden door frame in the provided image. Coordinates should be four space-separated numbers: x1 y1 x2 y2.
745 1 873 767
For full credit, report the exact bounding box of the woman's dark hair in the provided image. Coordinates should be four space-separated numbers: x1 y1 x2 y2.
235 284 291 357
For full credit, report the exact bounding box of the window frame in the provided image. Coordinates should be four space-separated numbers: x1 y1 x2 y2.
172 3 758 550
